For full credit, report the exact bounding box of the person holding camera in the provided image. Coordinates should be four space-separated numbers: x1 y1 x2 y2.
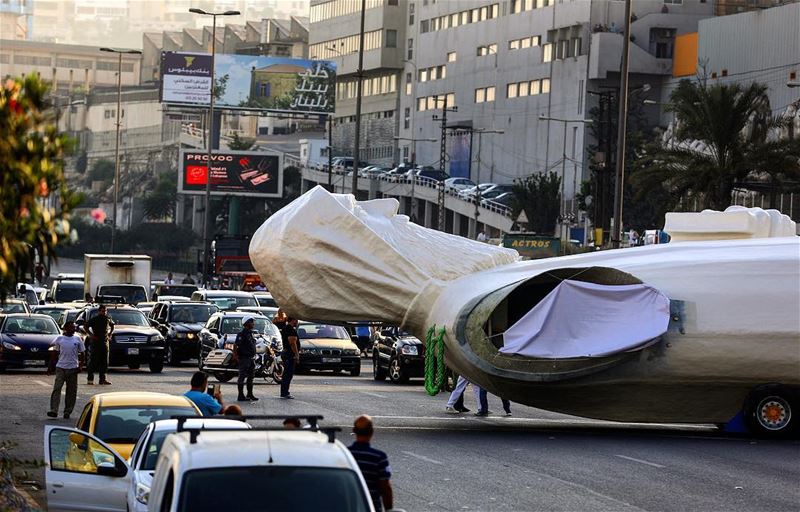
184 371 223 417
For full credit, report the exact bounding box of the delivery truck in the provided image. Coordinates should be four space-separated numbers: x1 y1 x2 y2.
84 254 152 305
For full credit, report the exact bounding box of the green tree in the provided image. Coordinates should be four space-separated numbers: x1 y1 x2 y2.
0 75 79 296
86 159 115 187
511 172 561 235
228 132 256 151
142 170 178 221
633 79 800 211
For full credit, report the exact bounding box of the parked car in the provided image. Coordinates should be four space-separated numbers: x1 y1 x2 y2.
72 392 201 459
0 313 61 370
414 168 449 182
372 326 425 383
383 164 415 182
146 421 373 511
479 184 514 200
459 182 497 199
48 279 85 303
359 165 390 178
58 308 83 328
152 283 198 300
190 290 258 311
149 301 219 365
0 299 31 314
253 292 277 307
444 177 476 193
76 304 167 373
33 304 77 323
482 191 515 208
198 311 280 364
297 322 361 376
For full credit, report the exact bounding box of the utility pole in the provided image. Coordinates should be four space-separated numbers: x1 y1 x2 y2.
470 129 503 239
611 0 633 248
99 47 141 252
394 136 437 222
432 97 457 231
351 0 366 197
327 114 333 190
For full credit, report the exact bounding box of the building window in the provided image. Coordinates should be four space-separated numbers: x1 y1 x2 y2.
447 51 457 62
509 39 519 50
420 20 429 33
477 44 497 56
572 37 582 56
519 81 529 97
388 0 398 5
507 83 518 98
530 80 541 95
419 69 427 82
386 29 397 48
541 78 551 93
407 38 413 59
475 88 486 103
542 43 553 62
405 72 412 95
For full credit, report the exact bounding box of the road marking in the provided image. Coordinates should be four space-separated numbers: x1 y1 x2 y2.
401 451 443 465
33 380 50 388
614 455 665 468
360 391 387 399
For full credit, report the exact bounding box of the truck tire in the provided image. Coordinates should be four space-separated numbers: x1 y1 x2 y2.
214 371 234 383
744 385 797 437
148 359 164 373
373 355 387 381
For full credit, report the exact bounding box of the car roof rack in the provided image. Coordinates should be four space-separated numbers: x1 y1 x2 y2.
95 295 127 305
172 415 340 444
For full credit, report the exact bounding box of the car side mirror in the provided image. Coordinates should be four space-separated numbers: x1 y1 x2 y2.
96 461 127 478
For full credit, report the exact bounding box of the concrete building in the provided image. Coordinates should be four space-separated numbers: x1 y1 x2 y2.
0 0 32 40
309 0 407 166
0 39 142 90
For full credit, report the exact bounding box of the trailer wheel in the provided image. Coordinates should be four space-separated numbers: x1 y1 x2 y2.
745 386 797 437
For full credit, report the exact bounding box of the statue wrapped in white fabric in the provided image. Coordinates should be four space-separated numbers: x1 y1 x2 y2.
251 186 800 436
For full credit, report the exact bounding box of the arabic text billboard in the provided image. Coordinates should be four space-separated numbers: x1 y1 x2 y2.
160 52 212 104
178 149 283 198
161 52 336 115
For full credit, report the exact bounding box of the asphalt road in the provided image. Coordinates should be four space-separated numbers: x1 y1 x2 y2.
2 359 798 511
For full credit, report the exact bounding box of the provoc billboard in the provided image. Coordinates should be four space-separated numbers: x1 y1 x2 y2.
160 52 336 116
179 149 283 198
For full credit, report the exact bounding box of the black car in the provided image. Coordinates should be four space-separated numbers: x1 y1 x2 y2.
372 326 425 383
76 304 166 373
149 301 219 365
297 322 361 376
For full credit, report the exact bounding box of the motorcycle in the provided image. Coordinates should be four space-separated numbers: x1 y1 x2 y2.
201 334 284 384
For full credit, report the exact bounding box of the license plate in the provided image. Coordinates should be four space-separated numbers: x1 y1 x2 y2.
322 357 340 363
127 348 139 355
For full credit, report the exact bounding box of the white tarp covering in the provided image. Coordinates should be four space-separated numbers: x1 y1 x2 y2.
499 280 671 358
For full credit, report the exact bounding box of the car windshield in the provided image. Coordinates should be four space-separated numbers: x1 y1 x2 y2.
169 305 217 323
53 282 83 302
98 285 147 305
0 302 27 314
34 308 66 322
94 405 199 444
156 285 197 298
220 318 270 335
1 316 60 334
207 296 257 311
179 466 370 512
90 308 149 327
297 324 349 340
255 296 277 307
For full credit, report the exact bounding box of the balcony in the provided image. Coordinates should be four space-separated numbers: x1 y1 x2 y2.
588 32 673 79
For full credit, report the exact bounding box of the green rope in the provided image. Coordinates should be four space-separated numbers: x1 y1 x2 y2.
424 325 447 396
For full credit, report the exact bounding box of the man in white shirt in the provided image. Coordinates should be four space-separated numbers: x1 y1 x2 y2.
164 272 176 285
47 321 85 420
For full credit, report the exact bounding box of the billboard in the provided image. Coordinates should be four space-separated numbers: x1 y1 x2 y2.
161 52 336 115
160 52 212 104
179 149 283 198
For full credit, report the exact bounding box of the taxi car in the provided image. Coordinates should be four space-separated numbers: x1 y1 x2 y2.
74 392 201 460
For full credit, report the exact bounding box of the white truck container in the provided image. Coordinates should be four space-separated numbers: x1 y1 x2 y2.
84 254 152 305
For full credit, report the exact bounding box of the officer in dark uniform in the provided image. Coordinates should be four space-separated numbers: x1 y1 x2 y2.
85 305 114 385
235 316 258 402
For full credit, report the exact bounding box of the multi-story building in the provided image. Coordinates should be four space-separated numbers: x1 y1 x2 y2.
309 0 406 166
0 39 142 90
0 0 32 40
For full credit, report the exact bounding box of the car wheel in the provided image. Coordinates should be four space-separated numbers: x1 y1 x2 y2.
127 362 141 370
389 357 408 383
350 365 361 377
372 355 387 381
214 371 234 383
148 359 164 373
166 343 180 366
745 386 797 437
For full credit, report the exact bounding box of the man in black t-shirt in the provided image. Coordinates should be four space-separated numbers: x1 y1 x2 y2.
85 305 114 385
279 317 300 399
235 317 258 402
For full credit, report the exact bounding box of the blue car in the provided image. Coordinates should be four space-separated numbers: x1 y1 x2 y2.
0 314 62 370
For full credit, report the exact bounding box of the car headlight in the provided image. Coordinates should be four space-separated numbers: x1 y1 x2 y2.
135 482 150 504
299 348 316 355
345 348 360 355
186 332 197 339
48 345 56 351
401 345 419 355
1 341 21 351
175 332 187 339
150 334 165 343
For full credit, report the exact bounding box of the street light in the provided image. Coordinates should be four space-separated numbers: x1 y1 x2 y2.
189 8 240 286
539 115 593 241
99 47 142 253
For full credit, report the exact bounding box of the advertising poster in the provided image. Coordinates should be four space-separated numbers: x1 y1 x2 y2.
179 149 283 198
160 52 212 104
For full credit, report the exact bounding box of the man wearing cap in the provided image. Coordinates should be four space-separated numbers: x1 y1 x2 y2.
234 316 258 402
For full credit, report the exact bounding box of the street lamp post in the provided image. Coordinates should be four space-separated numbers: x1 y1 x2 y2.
99 47 141 253
351 0 367 197
189 8 240 286
471 129 504 238
611 0 633 248
539 116 592 241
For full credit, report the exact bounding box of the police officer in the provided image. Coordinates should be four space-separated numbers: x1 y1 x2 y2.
235 316 258 402
85 305 114 385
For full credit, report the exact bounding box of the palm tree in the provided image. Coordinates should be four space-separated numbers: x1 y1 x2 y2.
634 80 800 211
